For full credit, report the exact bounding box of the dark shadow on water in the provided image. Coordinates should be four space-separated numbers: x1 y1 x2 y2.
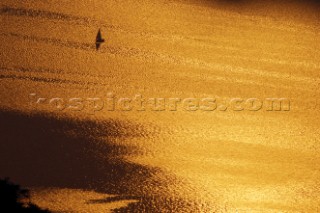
88 195 140 204
0 110 147 194
0 178 50 212
188 0 320 20
184 0 320 25
201 0 320 6
0 109 204 212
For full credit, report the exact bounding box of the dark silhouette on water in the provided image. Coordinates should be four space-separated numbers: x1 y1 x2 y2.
0 110 211 212
0 178 50 212
96 29 105 50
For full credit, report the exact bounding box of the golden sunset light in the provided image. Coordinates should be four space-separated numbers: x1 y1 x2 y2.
0 0 319 212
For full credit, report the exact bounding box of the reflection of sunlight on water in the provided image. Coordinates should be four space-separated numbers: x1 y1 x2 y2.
129 109 320 211
1 0 320 211
31 188 138 213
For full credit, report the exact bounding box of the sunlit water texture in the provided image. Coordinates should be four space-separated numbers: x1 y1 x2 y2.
0 0 320 212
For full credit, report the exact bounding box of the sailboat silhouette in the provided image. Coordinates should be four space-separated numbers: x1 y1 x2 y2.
96 29 105 50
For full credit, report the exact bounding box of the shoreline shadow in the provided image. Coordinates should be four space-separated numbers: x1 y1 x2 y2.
0 110 150 193
0 109 208 212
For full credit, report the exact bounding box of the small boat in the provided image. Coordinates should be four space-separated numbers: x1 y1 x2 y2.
96 29 105 50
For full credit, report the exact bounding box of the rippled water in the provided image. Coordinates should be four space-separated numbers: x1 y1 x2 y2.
0 0 320 212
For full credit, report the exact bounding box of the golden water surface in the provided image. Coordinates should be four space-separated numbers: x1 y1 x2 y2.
0 0 320 212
